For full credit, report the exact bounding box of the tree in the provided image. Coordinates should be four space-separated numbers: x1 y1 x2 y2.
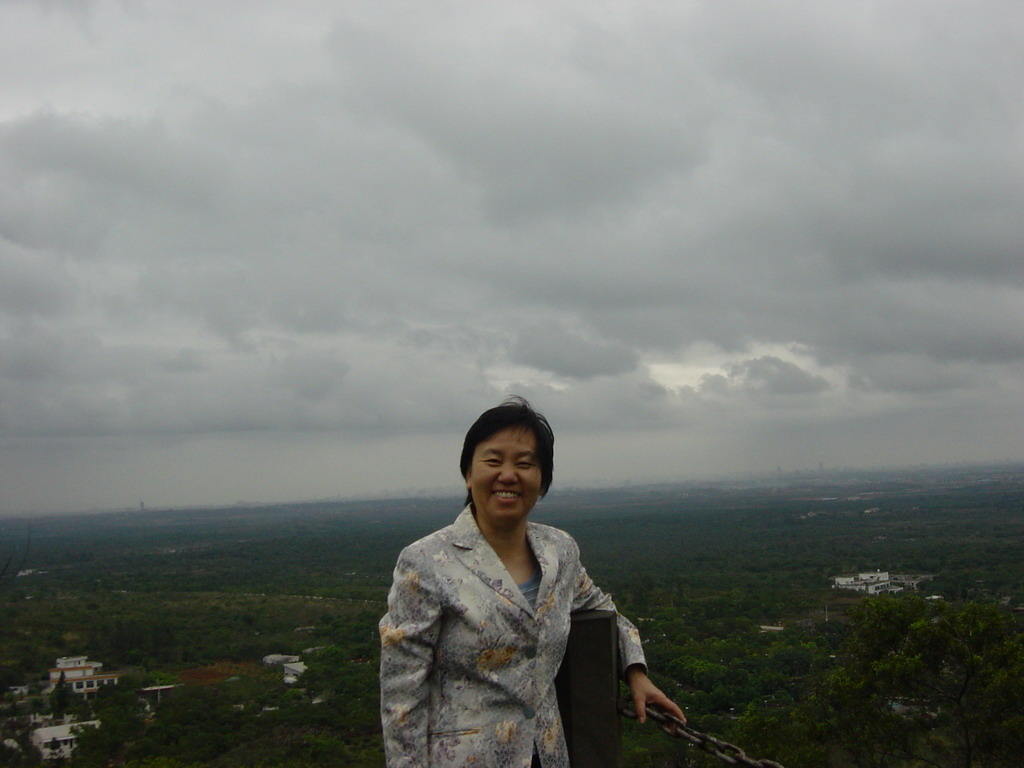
50 670 70 716
813 596 1024 768
73 683 147 767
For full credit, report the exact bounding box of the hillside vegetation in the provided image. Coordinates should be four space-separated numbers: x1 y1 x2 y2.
2 465 1023 767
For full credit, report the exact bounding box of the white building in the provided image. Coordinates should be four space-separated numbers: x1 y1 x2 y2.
49 656 121 698
282 661 307 685
262 654 300 666
832 570 933 595
31 720 99 760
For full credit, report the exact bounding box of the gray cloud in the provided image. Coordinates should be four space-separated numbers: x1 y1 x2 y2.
707 356 830 397
0 243 77 318
0 0 1021 513
511 325 639 380
325 7 708 223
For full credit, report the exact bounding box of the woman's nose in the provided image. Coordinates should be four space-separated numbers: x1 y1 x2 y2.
497 465 517 482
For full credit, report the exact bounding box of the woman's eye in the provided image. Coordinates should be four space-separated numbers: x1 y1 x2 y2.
516 462 535 469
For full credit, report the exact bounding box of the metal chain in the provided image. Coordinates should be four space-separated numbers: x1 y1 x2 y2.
620 704 784 768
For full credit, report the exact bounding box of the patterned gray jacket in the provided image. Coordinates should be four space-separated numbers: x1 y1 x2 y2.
379 506 647 768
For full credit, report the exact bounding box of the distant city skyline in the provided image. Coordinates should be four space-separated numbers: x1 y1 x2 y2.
5 459 1020 519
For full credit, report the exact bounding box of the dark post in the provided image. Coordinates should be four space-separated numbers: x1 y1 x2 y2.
555 609 622 768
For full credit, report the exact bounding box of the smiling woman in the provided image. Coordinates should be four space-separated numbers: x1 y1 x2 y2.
378 396 684 768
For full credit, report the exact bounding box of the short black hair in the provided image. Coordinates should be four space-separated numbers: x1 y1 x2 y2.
460 396 554 506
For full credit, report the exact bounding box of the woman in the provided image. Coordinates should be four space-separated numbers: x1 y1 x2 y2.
380 397 683 768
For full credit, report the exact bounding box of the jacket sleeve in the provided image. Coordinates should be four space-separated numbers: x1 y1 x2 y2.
568 540 647 674
379 545 442 768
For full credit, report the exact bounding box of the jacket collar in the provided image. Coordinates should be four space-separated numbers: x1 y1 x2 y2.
448 506 558 617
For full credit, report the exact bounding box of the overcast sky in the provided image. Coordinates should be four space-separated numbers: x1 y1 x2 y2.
1 0 1022 514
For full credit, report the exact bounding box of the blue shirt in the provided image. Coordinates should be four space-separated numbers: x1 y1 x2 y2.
517 567 541 609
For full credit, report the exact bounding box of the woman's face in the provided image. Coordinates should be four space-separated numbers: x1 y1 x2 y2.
465 427 542 533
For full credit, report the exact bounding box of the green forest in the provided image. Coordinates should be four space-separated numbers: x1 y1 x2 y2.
2 465 1023 767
